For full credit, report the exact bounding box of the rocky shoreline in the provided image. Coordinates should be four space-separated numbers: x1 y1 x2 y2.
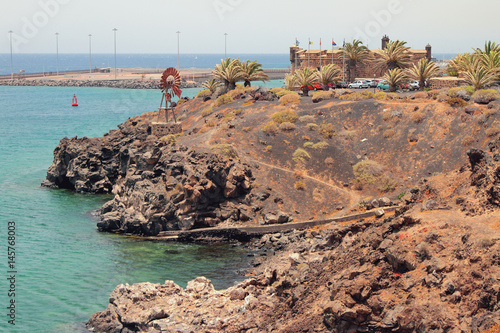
87 156 500 332
0 79 199 89
41 88 500 332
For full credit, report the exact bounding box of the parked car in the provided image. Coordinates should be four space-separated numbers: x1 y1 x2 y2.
327 81 348 89
364 79 378 88
336 81 348 88
348 80 369 89
376 80 390 90
409 80 420 90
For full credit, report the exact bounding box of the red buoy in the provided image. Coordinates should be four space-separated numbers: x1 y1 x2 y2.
72 94 78 107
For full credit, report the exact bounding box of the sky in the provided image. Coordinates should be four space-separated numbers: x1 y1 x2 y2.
1 0 498 55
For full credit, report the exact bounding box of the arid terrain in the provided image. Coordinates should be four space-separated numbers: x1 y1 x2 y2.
43 86 500 332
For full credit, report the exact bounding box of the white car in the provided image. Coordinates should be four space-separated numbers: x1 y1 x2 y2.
409 80 420 90
348 80 369 89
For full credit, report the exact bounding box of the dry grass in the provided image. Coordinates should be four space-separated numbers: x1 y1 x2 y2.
279 92 301 105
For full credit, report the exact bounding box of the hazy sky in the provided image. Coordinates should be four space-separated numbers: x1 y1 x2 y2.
1 0 498 55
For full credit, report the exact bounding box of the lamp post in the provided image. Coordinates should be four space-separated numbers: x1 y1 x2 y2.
8 30 13 80
176 31 180 70
88 34 92 74
55 32 59 76
224 33 228 58
113 28 117 79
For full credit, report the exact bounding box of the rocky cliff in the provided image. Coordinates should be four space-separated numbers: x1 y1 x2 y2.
87 144 500 332
42 114 261 235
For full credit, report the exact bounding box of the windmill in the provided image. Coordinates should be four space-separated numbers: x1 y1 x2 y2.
159 67 182 122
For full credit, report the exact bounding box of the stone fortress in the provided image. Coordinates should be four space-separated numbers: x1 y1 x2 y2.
289 35 431 81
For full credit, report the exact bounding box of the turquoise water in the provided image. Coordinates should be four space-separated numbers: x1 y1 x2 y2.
0 84 283 332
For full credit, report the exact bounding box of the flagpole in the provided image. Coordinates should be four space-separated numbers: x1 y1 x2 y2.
308 38 310 68
342 39 345 82
331 38 334 64
319 38 322 69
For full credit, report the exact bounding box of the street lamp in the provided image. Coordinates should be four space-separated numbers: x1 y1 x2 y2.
89 34 92 74
176 31 180 70
8 30 13 80
113 28 117 79
224 33 228 58
55 32 59 76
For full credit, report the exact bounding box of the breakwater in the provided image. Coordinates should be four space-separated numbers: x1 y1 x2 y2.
0 79 200 89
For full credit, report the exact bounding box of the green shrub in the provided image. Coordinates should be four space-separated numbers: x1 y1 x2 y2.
318 123 335 139
472 89 500 104
210 144 238 159
214 94 234 107
279 122 296 131
410 111 426 123
339 92 367 101
307 123 319 131
362 91 374 98
377 175 397 193
275 89 296 98
279 92 301 105
272 110 299 124
262 121 278 135
353 160 384 184
448 86 475 98
201 108 213 117
223 112 234 122
294 181 306 190
197 89 212 98
270 87 284 95
303 141 314 148
159 134 177 144
373 92 387 100
447 97 467 107
299 115 315 123
227 87 246 99
264 145 272 152
312 90 335 100
292 148 311 163
312 141 329 150
234 108 242 115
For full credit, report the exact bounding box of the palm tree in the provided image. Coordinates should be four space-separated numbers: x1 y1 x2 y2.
284 73 297 90
201 79 220 93
239 60 269 87
474 41 500 55
340 39 371 83
374 40 412 72
462 58 497 90
405 58 440 90
212 58 244 91
294 67 318 96
316 64 341 91
382 68 407 92
447 53 474 75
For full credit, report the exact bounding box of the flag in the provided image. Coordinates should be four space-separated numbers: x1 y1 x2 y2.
295 38 299 46
343 39 346 47
309 41 313 45
320 38 322 46
332 39 337 46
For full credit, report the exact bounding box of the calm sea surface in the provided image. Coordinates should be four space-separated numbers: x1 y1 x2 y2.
0 82 282 332
0 53 291 75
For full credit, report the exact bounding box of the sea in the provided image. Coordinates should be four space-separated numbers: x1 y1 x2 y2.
0 74 285 332
0 52 458 76
0 53 291 76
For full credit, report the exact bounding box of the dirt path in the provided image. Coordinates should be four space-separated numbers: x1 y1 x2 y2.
243 157 361 215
